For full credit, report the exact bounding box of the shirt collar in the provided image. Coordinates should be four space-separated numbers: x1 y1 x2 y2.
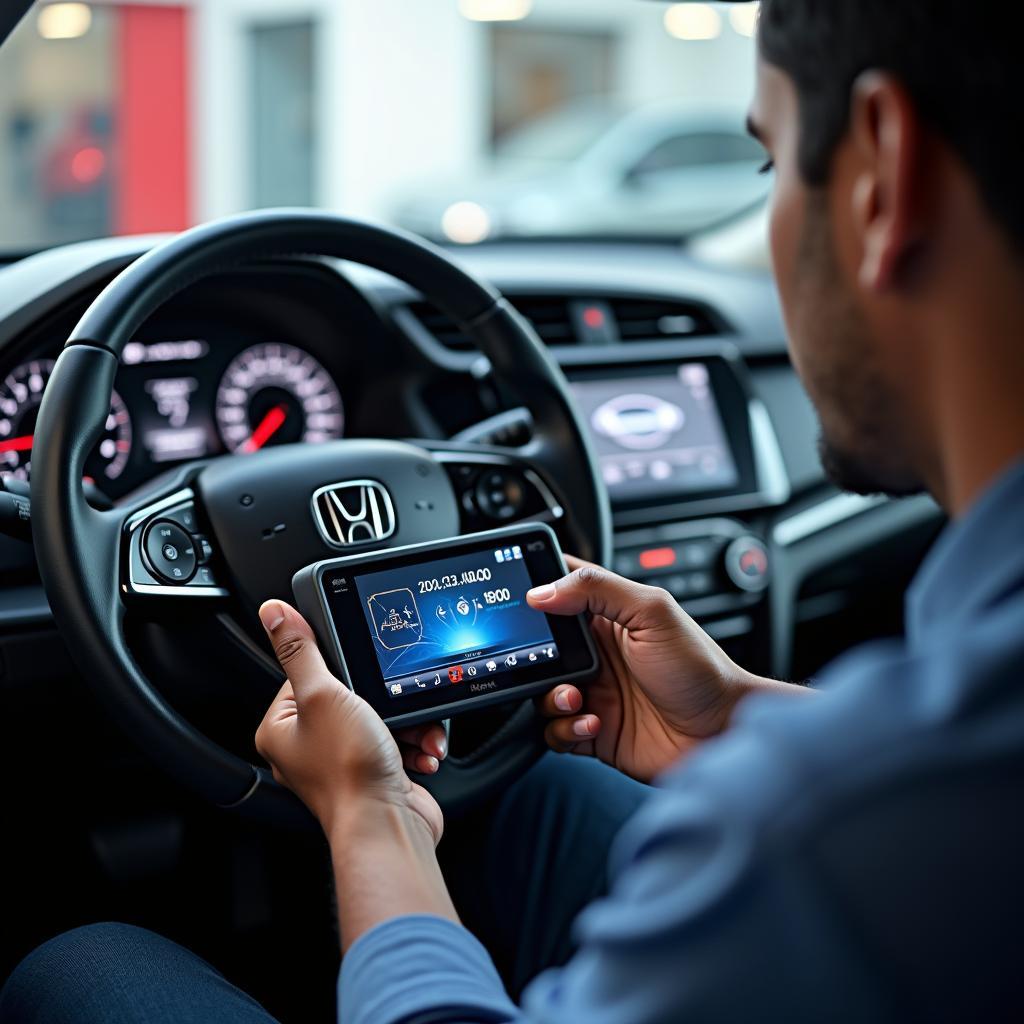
906 457 1024 648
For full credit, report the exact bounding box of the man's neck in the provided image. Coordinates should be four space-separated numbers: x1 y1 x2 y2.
927 318 1024 518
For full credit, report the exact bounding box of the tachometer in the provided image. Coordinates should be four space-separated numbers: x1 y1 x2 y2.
0 358 133 485
215 343 344 453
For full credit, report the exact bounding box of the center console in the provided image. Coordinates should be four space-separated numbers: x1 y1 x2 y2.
560 343 789 638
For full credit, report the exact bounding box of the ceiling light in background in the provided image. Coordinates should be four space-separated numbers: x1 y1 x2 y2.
459 0 533 22
663 4 722 42
37 2 92 40
729 3 760 38
441 201 493 244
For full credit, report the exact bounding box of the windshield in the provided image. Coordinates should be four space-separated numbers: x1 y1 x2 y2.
0 1 766 251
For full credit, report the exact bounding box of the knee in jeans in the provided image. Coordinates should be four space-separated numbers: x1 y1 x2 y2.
0 923 147 1020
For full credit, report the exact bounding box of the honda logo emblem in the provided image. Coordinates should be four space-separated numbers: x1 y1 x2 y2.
311 480 396 548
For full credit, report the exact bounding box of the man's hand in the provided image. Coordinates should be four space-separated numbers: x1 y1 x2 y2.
256 600 459 951
254 600 447 845
529 559 807 782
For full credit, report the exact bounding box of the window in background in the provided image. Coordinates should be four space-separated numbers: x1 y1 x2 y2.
0 0 763 251
490 25 616 146
629 131 765 179
248 20 317 210
0 3 115 248
0 2 190 250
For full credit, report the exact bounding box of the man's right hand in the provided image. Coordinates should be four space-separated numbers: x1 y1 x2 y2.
527 558 805 782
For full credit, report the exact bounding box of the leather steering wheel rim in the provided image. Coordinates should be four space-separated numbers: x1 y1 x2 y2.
31 209 611 825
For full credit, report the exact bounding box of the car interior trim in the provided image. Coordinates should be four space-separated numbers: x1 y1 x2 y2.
773 492 890 548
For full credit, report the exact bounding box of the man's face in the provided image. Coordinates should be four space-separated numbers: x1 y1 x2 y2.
748 57 924 497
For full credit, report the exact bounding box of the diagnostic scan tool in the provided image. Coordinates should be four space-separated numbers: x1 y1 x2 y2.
292 524 598 728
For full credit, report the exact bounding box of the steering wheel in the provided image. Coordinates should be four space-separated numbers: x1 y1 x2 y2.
31 210 611 825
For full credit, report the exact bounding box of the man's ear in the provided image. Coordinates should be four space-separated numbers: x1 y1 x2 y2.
848 71 925 292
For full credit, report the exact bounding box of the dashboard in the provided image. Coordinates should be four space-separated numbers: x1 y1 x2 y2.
1 341 344 498
0 268 367 500
0 237 943 682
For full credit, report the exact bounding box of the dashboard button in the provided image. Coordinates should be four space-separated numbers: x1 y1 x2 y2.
665 574 689 598
143 520 198 584
724 536 770 593
638 546 676 572
685 570 714 596
676 539 716 569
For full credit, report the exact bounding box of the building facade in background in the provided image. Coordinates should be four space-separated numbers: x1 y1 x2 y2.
0 0 759 249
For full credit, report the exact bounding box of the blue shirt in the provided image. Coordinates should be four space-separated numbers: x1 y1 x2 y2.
340 461 1024 1023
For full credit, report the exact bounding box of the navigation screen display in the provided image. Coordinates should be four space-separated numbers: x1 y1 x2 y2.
569 363 739 501
353 545 557 699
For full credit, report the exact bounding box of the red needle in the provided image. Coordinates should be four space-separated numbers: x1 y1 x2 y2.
242 405 288 453
0 434 33 454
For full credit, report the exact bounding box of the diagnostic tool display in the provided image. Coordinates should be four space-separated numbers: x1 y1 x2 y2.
292 524 597 727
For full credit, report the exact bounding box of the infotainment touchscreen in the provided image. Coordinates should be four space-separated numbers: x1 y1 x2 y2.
292 524 597 728
569 362 739 501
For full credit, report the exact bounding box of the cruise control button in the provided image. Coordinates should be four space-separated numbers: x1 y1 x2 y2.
143 520 197 584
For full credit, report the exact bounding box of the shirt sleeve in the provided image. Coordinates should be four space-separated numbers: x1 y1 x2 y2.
338 914 522 1024
339 686 897 1024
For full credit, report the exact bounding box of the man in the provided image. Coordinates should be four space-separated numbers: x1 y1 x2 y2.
4 0 1024 1020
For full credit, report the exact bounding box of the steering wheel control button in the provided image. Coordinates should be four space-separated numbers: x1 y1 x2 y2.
192 566 218 587
724 536 770 593
143 520 198 584
475 469 526 520
164 504 198 532
193 535 214 563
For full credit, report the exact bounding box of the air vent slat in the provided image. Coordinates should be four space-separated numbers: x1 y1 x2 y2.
404 293 724 351
610 298 721 341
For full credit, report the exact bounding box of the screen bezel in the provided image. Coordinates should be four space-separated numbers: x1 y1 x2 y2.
310 524 597 726
564 351 759 511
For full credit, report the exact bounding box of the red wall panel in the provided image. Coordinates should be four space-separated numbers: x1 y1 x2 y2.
115 5 190 234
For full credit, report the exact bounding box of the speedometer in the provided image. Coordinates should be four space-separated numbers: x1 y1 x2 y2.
215 343 344 453
0 358 132 485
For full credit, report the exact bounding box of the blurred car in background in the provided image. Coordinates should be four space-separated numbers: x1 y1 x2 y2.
392 101 767 244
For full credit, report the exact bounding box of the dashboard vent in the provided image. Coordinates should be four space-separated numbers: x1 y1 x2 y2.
507 296 577 346
404 294 723 350
405 296 578 351
610 298 721 341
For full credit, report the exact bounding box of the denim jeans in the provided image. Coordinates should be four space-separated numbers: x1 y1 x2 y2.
0 753 650 1023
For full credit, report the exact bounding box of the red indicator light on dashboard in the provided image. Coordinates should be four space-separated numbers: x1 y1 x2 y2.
582 306 606 329
638 547 676 570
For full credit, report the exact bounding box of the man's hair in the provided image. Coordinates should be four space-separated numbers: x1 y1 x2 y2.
758 0 1024 255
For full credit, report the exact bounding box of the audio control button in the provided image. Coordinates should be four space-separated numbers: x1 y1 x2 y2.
143 520 198 584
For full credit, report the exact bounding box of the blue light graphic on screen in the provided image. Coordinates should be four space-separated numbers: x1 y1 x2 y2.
354 548 554 682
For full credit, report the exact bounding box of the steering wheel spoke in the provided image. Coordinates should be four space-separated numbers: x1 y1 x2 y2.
424 441 565 532
120 485 228 600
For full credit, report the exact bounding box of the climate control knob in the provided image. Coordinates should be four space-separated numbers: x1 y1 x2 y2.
724 535 770 593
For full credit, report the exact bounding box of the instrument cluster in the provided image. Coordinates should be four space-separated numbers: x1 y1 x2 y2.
0 337 346 499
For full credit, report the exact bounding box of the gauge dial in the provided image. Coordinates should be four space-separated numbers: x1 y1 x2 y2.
0 358 133 485
215 343 344 453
